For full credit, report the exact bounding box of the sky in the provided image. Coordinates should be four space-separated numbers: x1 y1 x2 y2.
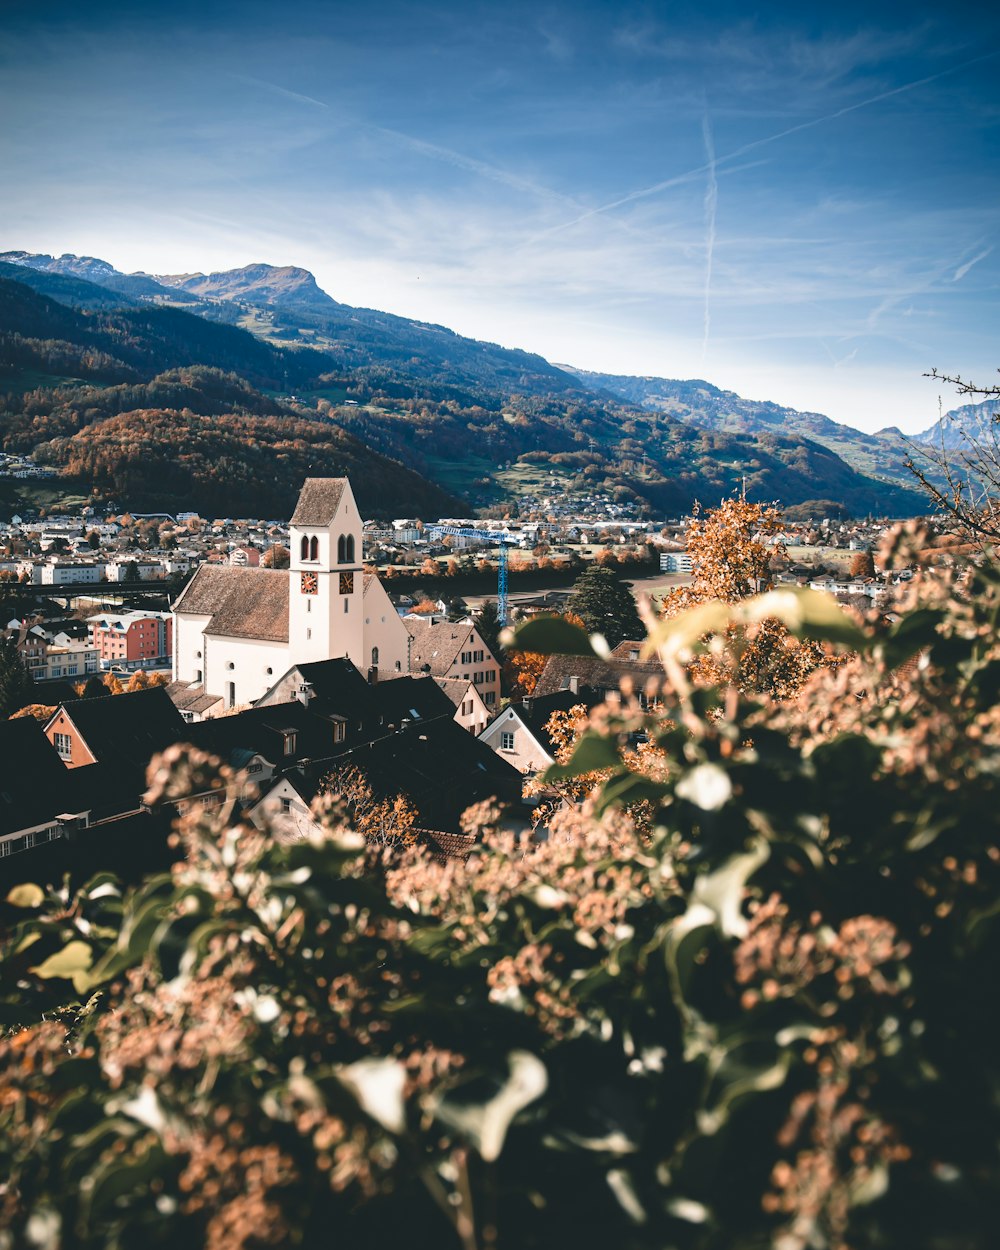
1 0 998 433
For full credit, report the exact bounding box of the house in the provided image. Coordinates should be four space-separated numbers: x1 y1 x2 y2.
43 686 186 794
480 689 601 775
171 478 410 712
405 618 501 712
436 677 491 735
533 652 664 703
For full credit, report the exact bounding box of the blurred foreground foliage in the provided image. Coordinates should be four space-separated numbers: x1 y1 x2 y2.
2 524 999 1250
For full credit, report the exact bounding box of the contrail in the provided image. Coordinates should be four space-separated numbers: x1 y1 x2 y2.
538 47 1000 237
952 245 993 282
701 108 718 362
228 72 330 110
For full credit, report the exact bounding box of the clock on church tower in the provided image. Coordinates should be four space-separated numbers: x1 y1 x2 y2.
300 572 318 594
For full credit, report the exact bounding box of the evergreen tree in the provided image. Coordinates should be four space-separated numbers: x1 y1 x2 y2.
0 635 36 717
474 599 502 659
567 565 643 649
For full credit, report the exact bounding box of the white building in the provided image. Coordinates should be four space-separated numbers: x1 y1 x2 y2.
172 478 410 710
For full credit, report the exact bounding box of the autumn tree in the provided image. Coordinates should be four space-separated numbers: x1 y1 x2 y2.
661 496 847 699
323 763 418 849
262 545 289 569
849 549 876 578
504 611 586 697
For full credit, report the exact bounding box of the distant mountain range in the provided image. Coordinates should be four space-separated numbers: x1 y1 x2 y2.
0 248 948 518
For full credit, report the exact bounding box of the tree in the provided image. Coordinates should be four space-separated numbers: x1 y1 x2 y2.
660 496 846 699
849 549 876 578
121 561 141 585
474 599 502 659
504 611 586 696
262 545 290 569
0 635 36 717
323 762 418 849
566 564 643 648
907 368 1000 544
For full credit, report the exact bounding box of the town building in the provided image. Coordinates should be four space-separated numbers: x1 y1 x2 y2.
88 610 173 672
171 478 410 711
404 618 501 711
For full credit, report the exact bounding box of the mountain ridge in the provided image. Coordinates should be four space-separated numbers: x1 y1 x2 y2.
0 252 931 516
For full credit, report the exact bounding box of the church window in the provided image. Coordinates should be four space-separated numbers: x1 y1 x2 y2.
300 535 309 561
227 682 236 708
371 646 379 667
309 536 319 562
337 534 355 563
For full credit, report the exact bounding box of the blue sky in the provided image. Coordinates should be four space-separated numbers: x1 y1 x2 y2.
2 0 998 432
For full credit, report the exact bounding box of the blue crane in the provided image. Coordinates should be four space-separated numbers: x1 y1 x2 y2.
426 525 511 625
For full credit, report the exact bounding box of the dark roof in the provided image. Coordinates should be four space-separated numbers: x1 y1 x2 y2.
53 686 187 774
290 478 348 526
295 658 377 715
436 676 477 709
183 702 343 770
368 674 455 727
173 565 289 642
533 653 664 700
305 717 522 832
0 718 80 837
514 688 603 753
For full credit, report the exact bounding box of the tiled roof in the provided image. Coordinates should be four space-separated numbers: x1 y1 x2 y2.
290 478 348 526
405 619 473 677
533 653 663 700
435 676 476 708
164 681 223 715
174 565 289 642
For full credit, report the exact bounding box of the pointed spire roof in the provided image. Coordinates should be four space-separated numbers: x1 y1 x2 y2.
290 478 349 526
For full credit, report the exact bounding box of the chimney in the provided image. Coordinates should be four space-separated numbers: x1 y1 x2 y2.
569 675 579 694
296 681 313 707
367 665 378 685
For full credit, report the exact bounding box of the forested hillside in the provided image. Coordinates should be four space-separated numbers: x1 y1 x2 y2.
0 266 927 518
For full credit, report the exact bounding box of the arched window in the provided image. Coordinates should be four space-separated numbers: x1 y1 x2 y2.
371 646 379 667
300 535 309 561
309 535 319 562
337 534 346 564
344 534 355 563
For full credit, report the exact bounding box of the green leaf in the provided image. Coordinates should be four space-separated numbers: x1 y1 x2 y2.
435 1050 547 1162
544 731 622 781
29 939 93 993
645 602 732 659
741 587 866 647
501 616 607 657
6 883 44 908
594 771 671 815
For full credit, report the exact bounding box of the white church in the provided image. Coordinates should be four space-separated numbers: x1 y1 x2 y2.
172 478 411 710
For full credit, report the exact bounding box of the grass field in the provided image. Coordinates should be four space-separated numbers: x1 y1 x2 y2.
0 477 92 515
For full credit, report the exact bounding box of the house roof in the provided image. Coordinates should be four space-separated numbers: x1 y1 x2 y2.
51 685 187 775
0 718 81 837
289 478 348 527
164 681 223 715
369 674 455 726
405 619 476 677
301 716 522 833
533 653 663 700
515 688 603 753
173 565 289 642
183 701 342 771
435 676 482 709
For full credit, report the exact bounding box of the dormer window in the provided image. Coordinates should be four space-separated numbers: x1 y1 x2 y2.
282 730 297 756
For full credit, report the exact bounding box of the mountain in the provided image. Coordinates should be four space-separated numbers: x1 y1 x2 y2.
910 398 1000 451
157 263 337 309
0 260 143 311
569 367 928 493
0 256 930 517
0 251 202 304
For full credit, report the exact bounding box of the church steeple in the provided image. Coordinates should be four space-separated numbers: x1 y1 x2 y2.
288 478 364 666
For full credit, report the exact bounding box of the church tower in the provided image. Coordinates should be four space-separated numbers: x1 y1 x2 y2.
288 478 365 668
